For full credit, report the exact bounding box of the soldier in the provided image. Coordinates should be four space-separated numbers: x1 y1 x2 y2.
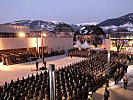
36 60 39 71
104 87 110 100
123 73 128 89
87 91 93 100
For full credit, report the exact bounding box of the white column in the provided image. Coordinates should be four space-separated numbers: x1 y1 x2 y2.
49 64 55 100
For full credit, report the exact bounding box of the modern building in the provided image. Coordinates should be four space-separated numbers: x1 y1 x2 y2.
110 32 133 53
0 25 73 51
0 24 73 65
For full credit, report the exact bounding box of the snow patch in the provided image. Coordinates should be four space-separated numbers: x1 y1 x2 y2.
77 22 98 26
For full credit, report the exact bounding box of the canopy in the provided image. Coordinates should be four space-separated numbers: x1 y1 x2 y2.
81 41 91 49
73 40 82 48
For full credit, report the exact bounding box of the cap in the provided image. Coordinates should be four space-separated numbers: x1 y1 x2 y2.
88 91 92 95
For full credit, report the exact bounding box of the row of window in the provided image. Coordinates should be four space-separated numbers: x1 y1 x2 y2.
0 33 29 38
0 26 28 31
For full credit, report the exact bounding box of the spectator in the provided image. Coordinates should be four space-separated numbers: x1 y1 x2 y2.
113 71 117 85
123 73 128 89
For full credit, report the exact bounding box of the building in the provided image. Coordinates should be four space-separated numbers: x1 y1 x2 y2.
0 24 73 52
0 25 73 65
0 24 30 38
54 23 74 36
110 32 133 53
74 25 105 47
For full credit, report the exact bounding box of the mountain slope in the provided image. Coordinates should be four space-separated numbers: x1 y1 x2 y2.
4 20 63 31
98 13 133 26
98 13 133 32
4 20 95 32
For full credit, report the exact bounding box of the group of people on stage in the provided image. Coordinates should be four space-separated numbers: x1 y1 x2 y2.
0 49 129 100
0 49 65 66
0 52 38 65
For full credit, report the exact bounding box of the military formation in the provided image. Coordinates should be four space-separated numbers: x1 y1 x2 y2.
0 49 128 100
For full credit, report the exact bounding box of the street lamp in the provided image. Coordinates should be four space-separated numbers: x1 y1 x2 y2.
18 32 26 37
41 31 47 68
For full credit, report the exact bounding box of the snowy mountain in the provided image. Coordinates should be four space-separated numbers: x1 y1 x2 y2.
3 13 133 33
4 20 64 31
98 13 133 32
4 20 96 32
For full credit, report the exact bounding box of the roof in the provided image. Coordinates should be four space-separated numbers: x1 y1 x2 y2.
75 25 105 35
54 23 73 32
111 32 133 35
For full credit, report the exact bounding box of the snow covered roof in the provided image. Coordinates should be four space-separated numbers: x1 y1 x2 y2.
54 23 73 32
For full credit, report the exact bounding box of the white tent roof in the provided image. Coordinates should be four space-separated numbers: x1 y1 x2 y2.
81 41 91 49
73 40 82 48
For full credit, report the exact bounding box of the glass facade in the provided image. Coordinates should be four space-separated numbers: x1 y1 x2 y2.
110 32 133 52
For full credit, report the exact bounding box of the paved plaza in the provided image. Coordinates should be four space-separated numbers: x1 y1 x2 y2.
0 55 86 86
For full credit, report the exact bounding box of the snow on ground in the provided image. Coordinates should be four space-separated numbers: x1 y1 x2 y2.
109 64 133 89
0 55 86 86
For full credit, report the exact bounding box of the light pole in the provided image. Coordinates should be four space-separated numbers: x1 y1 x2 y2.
41 31 47 68
49 64 55 100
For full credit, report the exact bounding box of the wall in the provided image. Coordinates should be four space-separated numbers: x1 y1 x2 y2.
0 37 73 51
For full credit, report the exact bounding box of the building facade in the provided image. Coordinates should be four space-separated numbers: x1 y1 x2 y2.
0 24 30 38
54 23 74 36
0 25 73 53
0 24 73 65
110 32 133 53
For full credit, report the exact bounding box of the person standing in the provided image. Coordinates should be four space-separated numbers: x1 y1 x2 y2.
43 57 47 69
36 60 38 71
113 71 117 85
87 91 93 100
123 73 128 89
104 87 110 100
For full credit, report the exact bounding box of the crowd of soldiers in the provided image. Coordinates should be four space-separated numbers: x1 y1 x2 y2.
43 50 65 58
0 50 65 66
0 49 128 100
0 52 38 65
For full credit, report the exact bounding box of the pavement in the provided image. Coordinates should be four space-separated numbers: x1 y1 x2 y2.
93 65 133 100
